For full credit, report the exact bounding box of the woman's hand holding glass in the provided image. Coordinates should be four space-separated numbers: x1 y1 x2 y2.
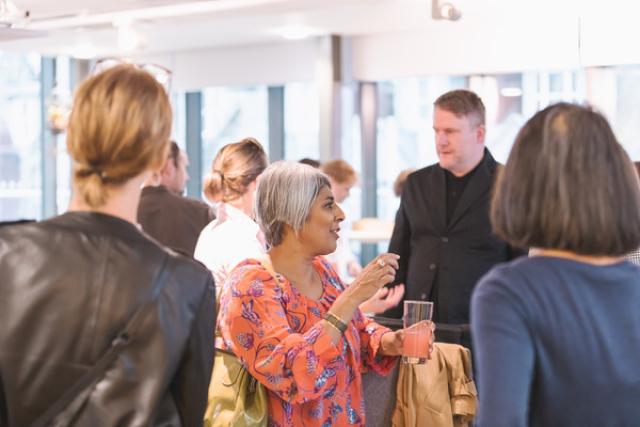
379 320 435 359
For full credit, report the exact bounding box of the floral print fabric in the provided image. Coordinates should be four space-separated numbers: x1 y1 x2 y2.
218 257 397 427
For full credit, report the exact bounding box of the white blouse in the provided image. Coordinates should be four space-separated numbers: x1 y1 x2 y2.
194 203 266 294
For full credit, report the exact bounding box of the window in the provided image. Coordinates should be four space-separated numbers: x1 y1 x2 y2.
284 82 319 161
171 91 187 149
340 82 362 223
201 86 269 175
590 66 640 160
0 53 42 221
376 76 466 221
374 71 587 226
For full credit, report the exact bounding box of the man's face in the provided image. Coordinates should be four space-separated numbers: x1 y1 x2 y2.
163 151 190 194
174 152 190 194
433 107 485 176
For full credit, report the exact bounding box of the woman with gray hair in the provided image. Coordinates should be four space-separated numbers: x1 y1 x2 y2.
216 161 433 426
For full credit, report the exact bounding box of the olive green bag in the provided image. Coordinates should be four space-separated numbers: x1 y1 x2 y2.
204 348 268 427
205 259 279 427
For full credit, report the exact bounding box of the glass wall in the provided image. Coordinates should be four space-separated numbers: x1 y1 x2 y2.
590 66 640 161
374 71 588 224
171 91 187 149
284 82 319 161
53 57 73 215
201 86 269 175
339 83 362 226
0 53 42 222
1 56 635 227
375 76 466 222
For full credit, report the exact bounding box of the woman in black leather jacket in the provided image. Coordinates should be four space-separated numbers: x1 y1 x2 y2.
0 65 216 426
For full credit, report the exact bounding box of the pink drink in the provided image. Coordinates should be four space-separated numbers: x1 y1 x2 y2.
402 301 434 364
403 324 431 359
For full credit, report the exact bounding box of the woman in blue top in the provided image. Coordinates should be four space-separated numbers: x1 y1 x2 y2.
472 103 640 427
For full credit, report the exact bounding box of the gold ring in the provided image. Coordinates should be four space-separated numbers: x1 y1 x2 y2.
377 259 386 268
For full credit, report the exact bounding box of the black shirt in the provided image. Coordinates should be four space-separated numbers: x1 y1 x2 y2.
444 160 482 224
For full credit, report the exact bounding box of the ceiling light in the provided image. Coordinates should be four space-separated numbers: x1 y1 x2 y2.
0 0 30 27
432 0 461 21
275 26 314 40
29 0 288 31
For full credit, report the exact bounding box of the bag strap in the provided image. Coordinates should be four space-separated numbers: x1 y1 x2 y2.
30 256 175 427
258 257 277 279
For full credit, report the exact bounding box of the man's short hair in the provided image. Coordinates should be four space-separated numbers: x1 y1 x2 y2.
168 141 181 168
255 161 330 247
299 158 321 169
491 102 640 256
321 159 356 185
434 89 486 126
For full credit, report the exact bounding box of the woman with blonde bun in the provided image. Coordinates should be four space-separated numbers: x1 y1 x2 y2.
0 64 216 426
194 137 268 295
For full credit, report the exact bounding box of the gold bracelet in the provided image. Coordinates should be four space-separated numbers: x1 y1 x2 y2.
324 312 348 334
324 319 343 334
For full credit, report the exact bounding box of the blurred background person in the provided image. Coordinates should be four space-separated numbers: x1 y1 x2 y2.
194 137 268 296
321 159 361 280
322 159 404 314
217 161 432 427
0 65 216 426
138 141 215 257
298 157 321 168
473 103 640 426
393 168 416 198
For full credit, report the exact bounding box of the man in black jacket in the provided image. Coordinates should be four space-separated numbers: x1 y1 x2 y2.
138 142 215 257
387 89 522 328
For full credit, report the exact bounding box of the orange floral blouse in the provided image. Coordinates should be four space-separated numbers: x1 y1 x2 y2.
217 257 397 427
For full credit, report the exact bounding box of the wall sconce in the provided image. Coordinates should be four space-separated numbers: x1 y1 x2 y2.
432 0 461 21
46 83 71 134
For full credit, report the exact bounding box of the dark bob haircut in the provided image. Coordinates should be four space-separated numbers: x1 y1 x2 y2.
491 102 640 256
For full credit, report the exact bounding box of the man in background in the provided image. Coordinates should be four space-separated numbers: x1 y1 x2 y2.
387 90 522 342
138 141 215 257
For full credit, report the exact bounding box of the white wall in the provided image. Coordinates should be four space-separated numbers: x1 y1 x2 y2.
138 39 318 91
351 20 581 80
136 0 640 89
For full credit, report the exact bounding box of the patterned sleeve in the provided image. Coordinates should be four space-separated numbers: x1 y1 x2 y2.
353 310 398 375
219 264 344 404
315 257 398 376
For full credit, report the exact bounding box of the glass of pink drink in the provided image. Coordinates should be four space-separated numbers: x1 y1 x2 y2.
402 300 434 364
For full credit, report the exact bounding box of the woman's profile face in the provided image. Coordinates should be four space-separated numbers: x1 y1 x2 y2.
298 186 345 256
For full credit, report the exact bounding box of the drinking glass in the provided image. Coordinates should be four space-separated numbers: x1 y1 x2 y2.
402 300 434 364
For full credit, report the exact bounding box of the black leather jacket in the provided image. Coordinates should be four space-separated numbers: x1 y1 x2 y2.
0 212 216 426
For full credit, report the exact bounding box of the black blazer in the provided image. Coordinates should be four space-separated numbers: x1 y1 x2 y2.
387 150 520 323
138 186 215 257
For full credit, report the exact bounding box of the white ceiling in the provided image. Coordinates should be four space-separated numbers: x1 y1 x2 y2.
0 0 608 58
15 0 201 19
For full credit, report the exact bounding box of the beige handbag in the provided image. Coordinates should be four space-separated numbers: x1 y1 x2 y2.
204 348 268 427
